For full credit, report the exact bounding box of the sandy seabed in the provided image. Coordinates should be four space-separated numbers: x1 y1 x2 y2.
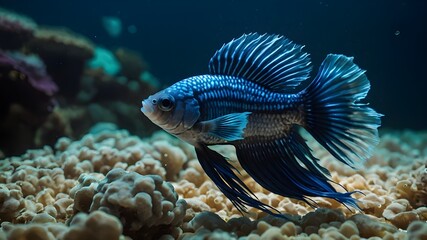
0 127 426 240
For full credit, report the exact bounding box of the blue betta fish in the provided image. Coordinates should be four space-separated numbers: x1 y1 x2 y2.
141 33 382 217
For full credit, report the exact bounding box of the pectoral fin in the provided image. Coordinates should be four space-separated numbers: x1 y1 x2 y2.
198 112 251 141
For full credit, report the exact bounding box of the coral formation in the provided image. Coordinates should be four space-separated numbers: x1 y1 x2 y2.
1 211 124 240
0 8 37 50
114 47 148 80
73 168 187 239
87 47 121 76
0 5 425 240
0 51 59 155
27 27 95 97
0 51 57 114
0 129 426 239
0 8 161 156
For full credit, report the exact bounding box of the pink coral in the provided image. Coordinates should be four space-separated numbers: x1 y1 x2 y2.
0 51 58 110
0 50 59 155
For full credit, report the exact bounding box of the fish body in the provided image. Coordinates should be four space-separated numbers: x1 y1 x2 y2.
141 33 382 217
146 75 304 145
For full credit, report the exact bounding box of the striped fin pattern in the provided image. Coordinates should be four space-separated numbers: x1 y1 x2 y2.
208 33 312 92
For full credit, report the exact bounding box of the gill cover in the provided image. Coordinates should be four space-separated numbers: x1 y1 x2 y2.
166 97 200 134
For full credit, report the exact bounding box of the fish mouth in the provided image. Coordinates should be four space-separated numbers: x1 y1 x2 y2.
141 100 154 114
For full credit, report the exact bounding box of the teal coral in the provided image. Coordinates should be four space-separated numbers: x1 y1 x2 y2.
87 47 121 76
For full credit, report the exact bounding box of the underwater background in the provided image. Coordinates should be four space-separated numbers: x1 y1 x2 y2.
0 0 426 239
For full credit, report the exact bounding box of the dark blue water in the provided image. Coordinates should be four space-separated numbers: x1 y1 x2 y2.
3 0 427 129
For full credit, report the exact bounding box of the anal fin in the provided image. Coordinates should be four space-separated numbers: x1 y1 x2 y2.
195 143 283 217
234 127 360 210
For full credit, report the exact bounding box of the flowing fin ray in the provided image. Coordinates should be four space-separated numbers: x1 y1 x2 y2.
303 54 382 167
195 144 285 217
209 33 312 93
234 128 360 210
198 112 251 141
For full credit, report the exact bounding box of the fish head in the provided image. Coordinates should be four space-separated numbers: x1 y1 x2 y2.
141 87 200 135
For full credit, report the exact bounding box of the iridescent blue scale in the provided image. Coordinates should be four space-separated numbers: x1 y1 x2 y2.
177 75 299 121
141 33 382 217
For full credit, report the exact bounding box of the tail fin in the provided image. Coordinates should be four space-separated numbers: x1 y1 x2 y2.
303 54 382 167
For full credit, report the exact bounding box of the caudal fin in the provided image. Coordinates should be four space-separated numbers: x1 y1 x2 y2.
303 54 382 167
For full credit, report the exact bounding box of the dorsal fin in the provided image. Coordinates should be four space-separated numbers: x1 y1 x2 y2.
208 33 312 92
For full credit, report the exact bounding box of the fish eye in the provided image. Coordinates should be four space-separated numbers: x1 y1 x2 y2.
158 95 175 111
